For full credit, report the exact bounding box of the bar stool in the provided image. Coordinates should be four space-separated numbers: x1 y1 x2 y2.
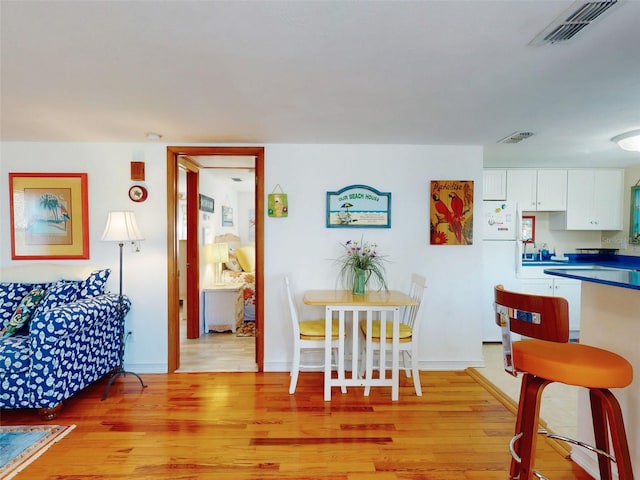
494 285 634 480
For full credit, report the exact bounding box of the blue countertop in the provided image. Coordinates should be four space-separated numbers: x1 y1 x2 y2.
544 267 640 291
523 254 640 270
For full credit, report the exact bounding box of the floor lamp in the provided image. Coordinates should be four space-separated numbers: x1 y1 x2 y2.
101 211 148 400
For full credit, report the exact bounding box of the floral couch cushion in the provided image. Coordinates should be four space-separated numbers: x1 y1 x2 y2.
221 270 255 321
0 282 47 324
1 287 47 338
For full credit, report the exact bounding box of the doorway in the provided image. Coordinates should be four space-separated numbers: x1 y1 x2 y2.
166 146 264 373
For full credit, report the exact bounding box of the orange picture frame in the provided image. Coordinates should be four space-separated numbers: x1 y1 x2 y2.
9 172 90 260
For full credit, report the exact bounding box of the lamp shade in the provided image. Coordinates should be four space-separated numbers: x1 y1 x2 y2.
612 129 640 152
101 211 145 242
205 243 229 264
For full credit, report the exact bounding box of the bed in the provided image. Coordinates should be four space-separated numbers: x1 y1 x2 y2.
215 234 256 322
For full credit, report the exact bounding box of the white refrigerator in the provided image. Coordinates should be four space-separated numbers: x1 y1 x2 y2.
481 201 521 342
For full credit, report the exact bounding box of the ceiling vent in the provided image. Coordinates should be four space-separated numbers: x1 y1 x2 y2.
529 1 620 46
497 131 535 144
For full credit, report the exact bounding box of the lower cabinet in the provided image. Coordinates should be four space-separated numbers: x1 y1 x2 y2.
202 284 244 333
518 277 581 333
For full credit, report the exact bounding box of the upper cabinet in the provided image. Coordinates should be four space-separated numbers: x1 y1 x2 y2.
482 169 507 200
550 169 624 231
506 169 567 211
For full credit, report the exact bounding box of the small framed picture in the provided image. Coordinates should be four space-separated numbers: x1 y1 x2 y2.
522 215 535 243
222 206 234 226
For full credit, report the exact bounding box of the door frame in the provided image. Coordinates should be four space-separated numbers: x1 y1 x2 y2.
166 146 265 372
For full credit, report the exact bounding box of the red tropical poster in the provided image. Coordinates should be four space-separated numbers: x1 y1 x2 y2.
430 180 474 245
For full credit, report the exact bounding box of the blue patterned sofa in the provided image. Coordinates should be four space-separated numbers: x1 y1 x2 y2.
0 265 129 419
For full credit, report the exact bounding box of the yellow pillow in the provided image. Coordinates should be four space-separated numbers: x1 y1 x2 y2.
235 246 255 272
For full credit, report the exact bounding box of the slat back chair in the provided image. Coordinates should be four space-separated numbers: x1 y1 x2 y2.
359 273 426 396
285 276 345 395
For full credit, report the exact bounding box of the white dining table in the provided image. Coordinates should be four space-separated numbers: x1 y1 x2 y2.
303 289 416 401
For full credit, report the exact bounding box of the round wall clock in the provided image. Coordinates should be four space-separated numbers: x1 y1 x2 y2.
128 185 148 202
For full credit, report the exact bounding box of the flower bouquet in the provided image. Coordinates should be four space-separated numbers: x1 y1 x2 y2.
336 238 388 294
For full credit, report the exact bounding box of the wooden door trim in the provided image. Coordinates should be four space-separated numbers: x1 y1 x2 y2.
166 146 265 373
185 170 200 339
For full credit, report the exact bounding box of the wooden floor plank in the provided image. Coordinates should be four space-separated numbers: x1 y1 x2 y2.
0 370 592 479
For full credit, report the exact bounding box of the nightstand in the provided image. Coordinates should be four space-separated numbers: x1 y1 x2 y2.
202 284 244 333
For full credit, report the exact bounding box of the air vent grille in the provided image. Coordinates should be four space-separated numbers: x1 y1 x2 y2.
497 131 535 144
530 1 619 46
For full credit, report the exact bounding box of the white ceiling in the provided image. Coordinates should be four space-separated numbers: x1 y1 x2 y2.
1 0 640 168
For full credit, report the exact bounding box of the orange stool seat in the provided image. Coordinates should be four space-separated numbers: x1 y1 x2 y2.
495 285 635 480
513 339 633 389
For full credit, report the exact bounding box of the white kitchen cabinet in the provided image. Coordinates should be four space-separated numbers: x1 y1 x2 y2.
506 169 567 211
202 284 244 333
518 277 581 333
483 169 507 200
551 169 624 230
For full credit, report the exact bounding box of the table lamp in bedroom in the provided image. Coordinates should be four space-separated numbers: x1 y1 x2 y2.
205 242 229 285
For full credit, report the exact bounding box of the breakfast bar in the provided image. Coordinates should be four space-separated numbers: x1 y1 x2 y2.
544 267 640 476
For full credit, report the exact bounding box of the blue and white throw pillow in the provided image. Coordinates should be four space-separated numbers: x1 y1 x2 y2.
77 269 111 299
34 280 81 315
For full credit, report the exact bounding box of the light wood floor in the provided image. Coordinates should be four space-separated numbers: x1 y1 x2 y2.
1 370 591 479
476 343 578 440
178 318 257 372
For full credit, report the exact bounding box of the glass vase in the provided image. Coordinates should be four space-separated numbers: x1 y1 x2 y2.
353 267 369 295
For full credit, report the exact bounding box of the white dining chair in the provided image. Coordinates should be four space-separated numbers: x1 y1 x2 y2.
285 276 346 394
359 273 427 396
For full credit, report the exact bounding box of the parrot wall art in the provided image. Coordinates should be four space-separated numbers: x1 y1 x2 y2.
430 180 474 245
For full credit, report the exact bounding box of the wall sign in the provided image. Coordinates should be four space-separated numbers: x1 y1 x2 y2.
326 184 391 228
199 194 215 213
268 184 288 217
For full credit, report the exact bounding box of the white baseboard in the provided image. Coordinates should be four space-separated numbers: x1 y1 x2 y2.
571 445 620 480
123 362 167 374
263 359 484 373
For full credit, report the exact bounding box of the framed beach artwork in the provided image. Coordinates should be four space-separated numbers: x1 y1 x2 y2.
430 180 474 245
326 184 391 228
9 172 90 260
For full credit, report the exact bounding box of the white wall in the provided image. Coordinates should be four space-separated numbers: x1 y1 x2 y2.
0 141 168 372
262 144 484 371
0 141 485 373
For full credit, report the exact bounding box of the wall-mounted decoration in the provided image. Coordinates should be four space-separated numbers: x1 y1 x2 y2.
521 215 535 243
9 172 90 260
326 184 391 228
221 206 234 226
199 194 215 213
130 161 145 181
128 185 148 203
268 184 288 217
430 180 474 245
